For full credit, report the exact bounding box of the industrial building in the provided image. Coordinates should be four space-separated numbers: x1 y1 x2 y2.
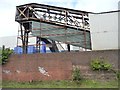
90 11 119 50
15 3 91 54
2 3 119 82
0 3 119 53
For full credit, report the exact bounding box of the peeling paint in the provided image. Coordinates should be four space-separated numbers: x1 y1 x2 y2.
38 67 50 76
3 70 11 74
16 70 21 73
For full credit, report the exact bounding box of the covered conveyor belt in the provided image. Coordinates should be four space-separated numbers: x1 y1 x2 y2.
15 3 91 53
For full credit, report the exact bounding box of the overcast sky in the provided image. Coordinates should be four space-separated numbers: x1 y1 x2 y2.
0 0 119 37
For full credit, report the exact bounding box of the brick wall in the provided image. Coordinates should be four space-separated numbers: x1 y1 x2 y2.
2 49 119 81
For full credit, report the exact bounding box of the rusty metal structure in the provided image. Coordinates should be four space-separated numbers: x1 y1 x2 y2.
15 3 91 53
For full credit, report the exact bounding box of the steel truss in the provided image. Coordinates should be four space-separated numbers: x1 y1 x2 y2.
15 3 91 53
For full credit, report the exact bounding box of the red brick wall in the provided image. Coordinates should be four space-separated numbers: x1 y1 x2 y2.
2 49 119 81
2 54 72 81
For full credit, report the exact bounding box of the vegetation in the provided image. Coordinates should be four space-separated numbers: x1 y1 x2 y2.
90 58 120 80
90 58 112 71
116 71 120 80
111 70 120 80
0 45 13 65
2 80 118 88
0 47 2 64
72 67 82 81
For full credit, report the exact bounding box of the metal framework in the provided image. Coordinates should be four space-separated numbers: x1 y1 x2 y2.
15 3 91 53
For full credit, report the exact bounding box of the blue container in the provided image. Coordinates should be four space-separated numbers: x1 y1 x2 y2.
41 41 46 53
27 45 36 54
14 46 23 54
14 43 46 54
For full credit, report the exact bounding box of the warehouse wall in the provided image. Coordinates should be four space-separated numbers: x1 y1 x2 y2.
89 12 118 50
118 1 120 49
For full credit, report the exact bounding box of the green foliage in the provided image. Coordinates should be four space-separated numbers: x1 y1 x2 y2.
112 70 120 80
72 67 82 81
2 80 118 88
90 58 112 71
1 45 13 65
116 71 120 80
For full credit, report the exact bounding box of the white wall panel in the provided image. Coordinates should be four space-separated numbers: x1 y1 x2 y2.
89 12 118 50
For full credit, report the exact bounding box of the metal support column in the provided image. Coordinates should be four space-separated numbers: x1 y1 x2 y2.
67 44 70 52
36 37 41 53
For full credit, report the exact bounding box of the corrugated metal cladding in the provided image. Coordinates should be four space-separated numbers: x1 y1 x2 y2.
31 21 91 49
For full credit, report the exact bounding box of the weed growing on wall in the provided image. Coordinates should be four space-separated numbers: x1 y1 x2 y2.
1 45 13 65
72 67 82 81
90 58 112 71
116 71 120 80
112 70 120 80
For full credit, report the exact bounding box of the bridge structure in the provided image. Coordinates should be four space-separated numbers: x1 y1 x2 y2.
15 3 91 53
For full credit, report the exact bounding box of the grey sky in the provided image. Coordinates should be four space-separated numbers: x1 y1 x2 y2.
0 0 119 37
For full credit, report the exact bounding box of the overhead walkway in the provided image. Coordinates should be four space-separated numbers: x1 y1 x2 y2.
15 3 91 53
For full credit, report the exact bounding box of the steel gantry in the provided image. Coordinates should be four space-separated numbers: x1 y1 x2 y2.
15 3 91 53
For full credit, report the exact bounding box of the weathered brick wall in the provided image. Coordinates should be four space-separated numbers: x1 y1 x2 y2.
2 54 72 81
2 49 119 81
